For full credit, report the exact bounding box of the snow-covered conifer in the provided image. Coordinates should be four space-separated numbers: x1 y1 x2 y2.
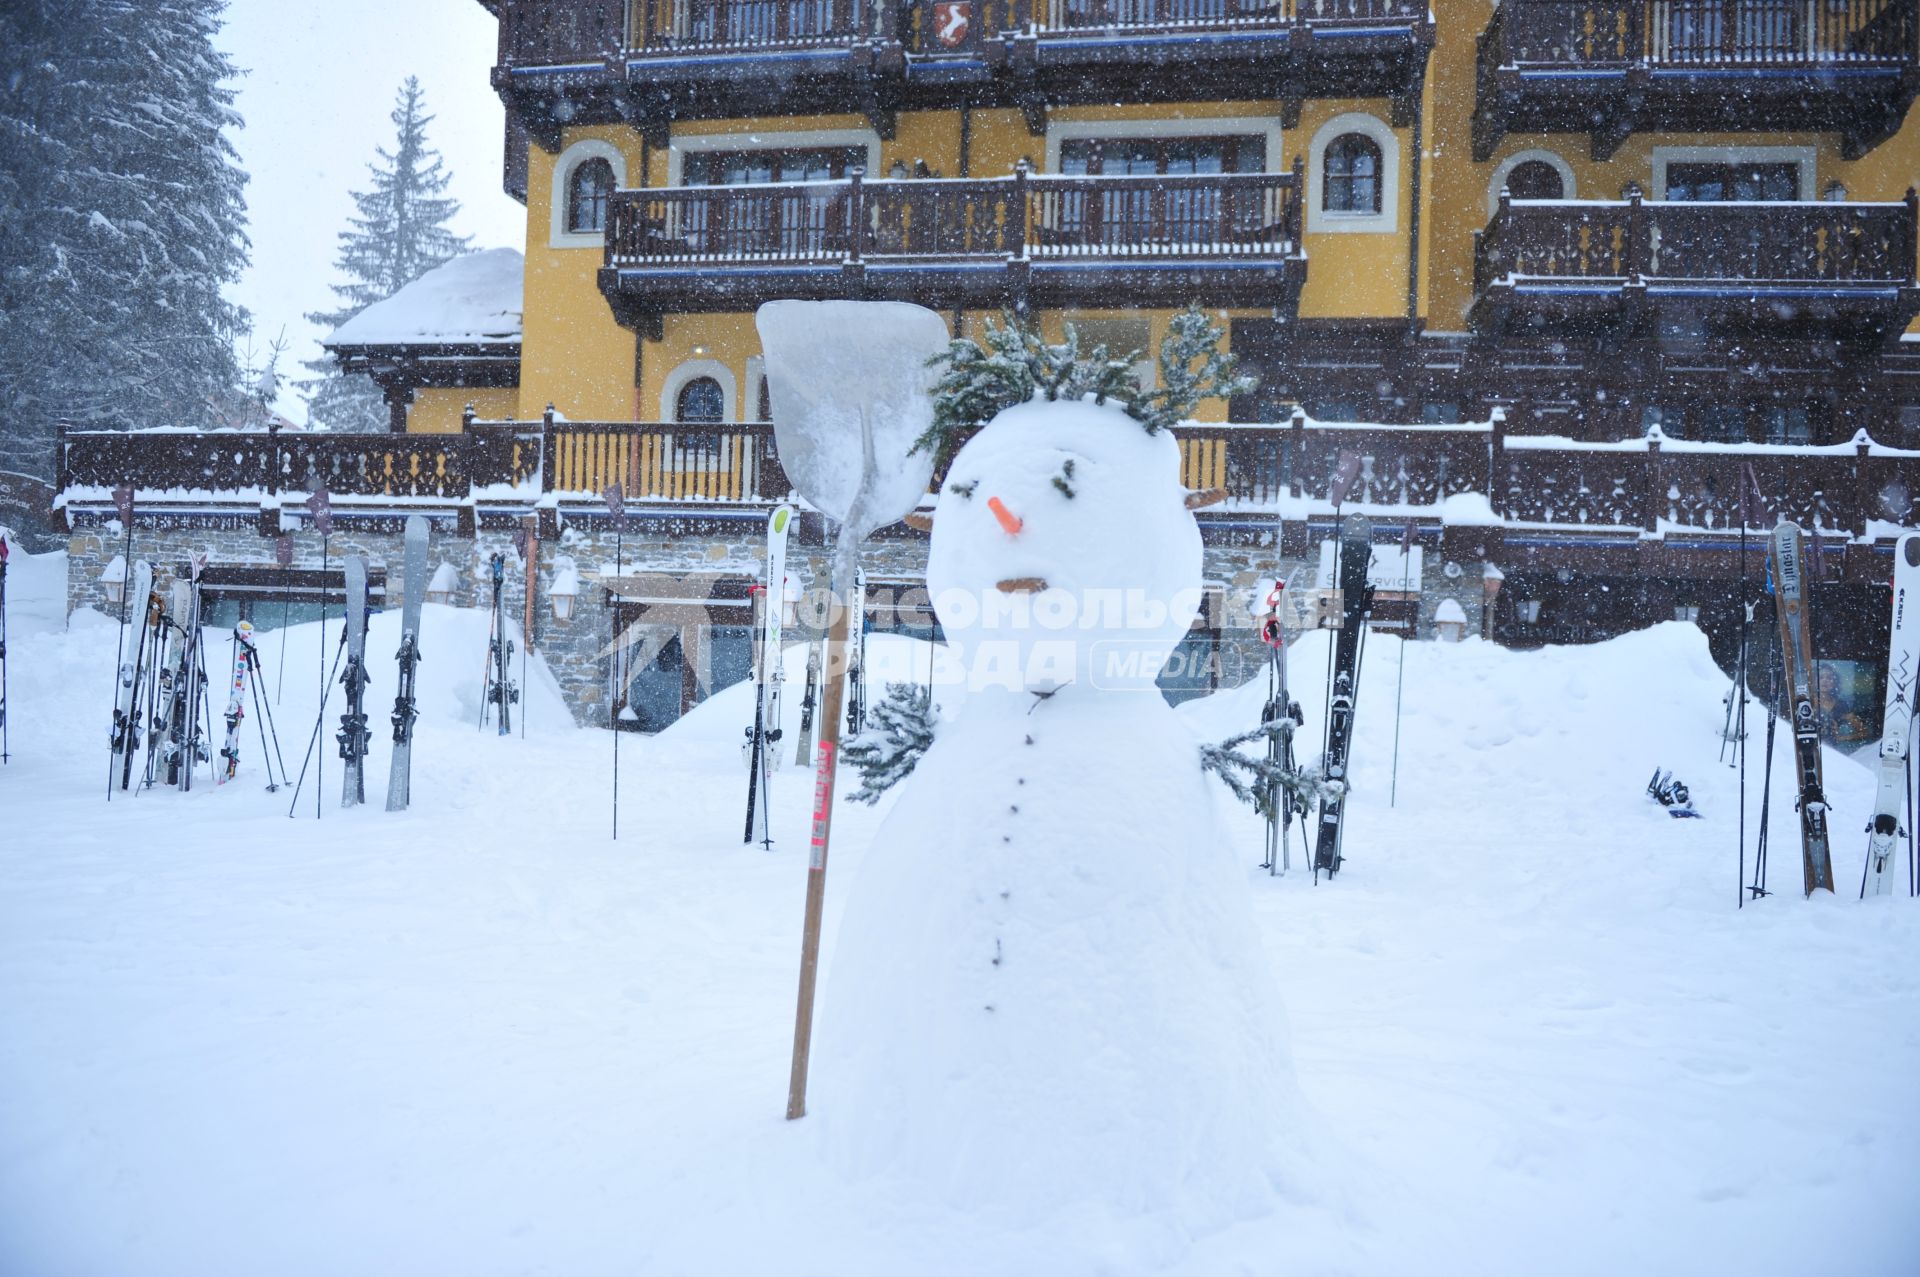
0 0 250 470
843 682 939 804
301 77 471 431
920 304 1251 456
1200 719 1340 819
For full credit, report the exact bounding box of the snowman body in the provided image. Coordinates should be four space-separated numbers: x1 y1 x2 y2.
813 400 1298 1227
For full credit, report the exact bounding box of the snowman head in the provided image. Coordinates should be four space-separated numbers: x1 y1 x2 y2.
924 398 1208 695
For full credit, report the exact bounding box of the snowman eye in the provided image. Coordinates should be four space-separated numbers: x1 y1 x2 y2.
1052 459 1076 500
948 479 978 499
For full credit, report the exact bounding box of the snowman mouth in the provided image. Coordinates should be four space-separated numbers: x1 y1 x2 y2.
996 577 1049 594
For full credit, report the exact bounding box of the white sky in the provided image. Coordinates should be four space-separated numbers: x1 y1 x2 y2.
217 0 526 422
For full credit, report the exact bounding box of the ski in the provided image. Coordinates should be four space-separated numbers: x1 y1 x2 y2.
1863 531 1920 896
176 557 209 792
156 580 193 787
1769 521 1835 895
745 504 793 846
387 516 429 812
110 559 157 788
1313 515 1375 880
336 554 372 807
793 642 821 770
217 620 256 784
481 552 518 735
1259 577 1307 875
845 566 868 738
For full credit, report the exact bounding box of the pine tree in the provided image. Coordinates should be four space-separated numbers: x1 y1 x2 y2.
844 683 941 805
301 77 472 432
919 304 1253 456
0 0 251 475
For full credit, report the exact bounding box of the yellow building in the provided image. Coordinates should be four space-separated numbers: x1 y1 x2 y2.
416 0 1920 454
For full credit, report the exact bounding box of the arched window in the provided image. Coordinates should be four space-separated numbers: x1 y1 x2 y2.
1322 134 1382 215
1504 159 1564 201
567 157 614 234
675 376 726 424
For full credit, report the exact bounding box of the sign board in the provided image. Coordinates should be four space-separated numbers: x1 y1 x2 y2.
1316 539 1423 594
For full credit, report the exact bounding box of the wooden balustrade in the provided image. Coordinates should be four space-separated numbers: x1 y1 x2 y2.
607 168 1302 270
1491 0 1916 67
1476 193 1918 292
633 0 871 53
544 422 789 501
500 0 627 65
54 418 1919 537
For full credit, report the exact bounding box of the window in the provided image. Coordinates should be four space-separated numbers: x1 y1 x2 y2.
1322 134 1382 215
680 147 864 186
549 140 627 248
1665 161 1800 202
675 376 726 424
1054 136 1265 248
1504 160 1563 201
1761 403 1813 446
1057 135 1265 176
1068 317 1154 390
567 157 614 234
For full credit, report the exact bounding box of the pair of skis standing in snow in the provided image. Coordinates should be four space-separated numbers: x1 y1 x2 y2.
293 514 434 813
1256 513 1376 883
742 504 869 848
1751 521 1920 900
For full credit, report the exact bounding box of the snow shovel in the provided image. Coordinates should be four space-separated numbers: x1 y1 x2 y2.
756 299 950 1120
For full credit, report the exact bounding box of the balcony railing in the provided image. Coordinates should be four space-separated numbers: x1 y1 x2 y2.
56 413 1920 538
606 166 1302 267
633 0 876 54
1491 0 1916 68
1473 191 1919 299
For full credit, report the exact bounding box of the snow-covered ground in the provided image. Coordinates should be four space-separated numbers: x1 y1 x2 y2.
2 549 1917 1276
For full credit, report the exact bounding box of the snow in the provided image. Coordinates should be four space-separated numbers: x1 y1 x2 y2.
1 551 1918 1275
324 248 524 348
755 301 950 544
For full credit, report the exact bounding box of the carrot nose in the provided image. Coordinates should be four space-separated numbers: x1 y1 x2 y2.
987 495 1023 536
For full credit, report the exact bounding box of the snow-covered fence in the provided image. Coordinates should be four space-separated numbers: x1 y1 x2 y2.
52 416 1920 537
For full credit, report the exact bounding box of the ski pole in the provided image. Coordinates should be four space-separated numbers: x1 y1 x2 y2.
612 520 623 841
288 629 347 819
248 645 287 790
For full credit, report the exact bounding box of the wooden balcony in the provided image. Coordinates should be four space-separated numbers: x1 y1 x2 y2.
1473 0 1920 160
482 0 1430 145
597 165 1306 335
1470 191 1920 339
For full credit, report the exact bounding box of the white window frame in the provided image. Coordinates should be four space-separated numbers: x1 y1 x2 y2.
1043 115 1284 175
661 358 737 424
549 139 628 250
1307 113 1400 235
666 127 883 187
1650 145 1817 202
1487 148 1577 218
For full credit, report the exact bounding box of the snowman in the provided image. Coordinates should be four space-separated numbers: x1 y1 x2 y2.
812 390 1309 1233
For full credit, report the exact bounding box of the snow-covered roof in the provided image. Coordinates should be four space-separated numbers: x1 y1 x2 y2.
326 249 523 349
